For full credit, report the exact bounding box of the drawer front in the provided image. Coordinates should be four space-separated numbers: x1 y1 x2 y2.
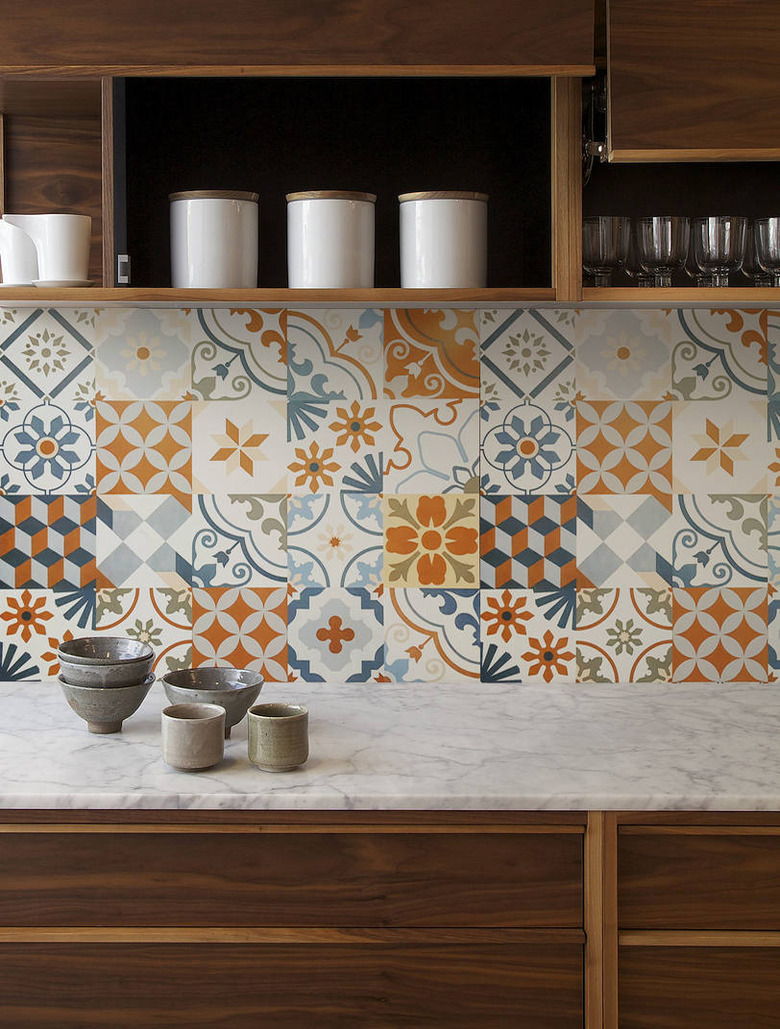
0 829 583 927
619 830 780 929
619 947 780 1029
0 942 583 1028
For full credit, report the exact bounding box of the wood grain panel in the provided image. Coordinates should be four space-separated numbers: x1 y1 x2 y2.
0 829 583 927
619 948 780 1028
4 111 103 283
608 0 780 158
551 77 583 301
0 943 583 1027
619 831 780 929
0 0 594 73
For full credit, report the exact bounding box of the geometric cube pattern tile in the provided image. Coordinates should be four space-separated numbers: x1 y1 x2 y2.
1 305 774 683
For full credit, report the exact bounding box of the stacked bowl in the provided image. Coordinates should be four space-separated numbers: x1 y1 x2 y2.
57 637 155 734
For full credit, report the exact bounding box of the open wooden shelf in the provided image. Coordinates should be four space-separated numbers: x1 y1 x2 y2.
583 287 780 301
0 287 558 305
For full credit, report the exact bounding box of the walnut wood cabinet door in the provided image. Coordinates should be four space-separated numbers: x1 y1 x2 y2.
607 0 780 159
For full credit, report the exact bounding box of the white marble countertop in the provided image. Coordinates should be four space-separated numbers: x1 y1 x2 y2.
2 679 780 811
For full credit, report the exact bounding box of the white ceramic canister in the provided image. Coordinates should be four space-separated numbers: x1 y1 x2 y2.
169 190 259 288
287 190 376 288
399 191 488 288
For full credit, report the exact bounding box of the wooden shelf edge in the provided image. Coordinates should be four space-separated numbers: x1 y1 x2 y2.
0 64 597 79
583 287 780 302
620 931 780 948
609 148 780 163
0 287 557 305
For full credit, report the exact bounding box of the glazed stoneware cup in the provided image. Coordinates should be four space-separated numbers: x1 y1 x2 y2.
248 703 309 772
161 703 225 771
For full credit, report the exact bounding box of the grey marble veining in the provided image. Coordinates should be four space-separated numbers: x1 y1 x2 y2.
1 679 780 811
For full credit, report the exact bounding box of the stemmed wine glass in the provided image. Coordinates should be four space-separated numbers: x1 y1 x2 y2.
755 217 780 286
691 215 747 287
636 216 689 287
684 241 714 287
582 216 630 286
742 221 773 286
624 223 652 286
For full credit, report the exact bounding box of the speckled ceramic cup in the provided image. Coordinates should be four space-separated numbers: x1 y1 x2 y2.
161 703 225 771
247 703 308 772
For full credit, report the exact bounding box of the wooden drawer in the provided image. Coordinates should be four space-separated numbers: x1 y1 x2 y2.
0 942 583 1027
0 826 583 928
619 828 780 929
619 947 780 1029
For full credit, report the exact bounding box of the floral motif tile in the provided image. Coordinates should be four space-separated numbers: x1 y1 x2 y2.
0 587 96 679
573 309 674 400
288 398 383 493
0 494 95 589
670 309 768 403
192 396 287 494
577 495 674 588
481 397 576 496
480 309 576 402
95 308 192 400
288 492 382 590
671 494 767 589
191 494 287 588
0 309 94 403
769 585 778 677
96 400 192 498
384 588 479 682
385 399 479 493
192 308 287 401
0 397 94 495
383 494 479 588
96 495 193 589
769 496 780 586
771 444 780 491
479 588 576 683
672 586 768 682
96 587 192 675
480 494 576 589
384 309 479 400
576 588 673 683
288 309 383 438
193 586 287 682
576 400 673 504
287 586 383 682
673 398 769 494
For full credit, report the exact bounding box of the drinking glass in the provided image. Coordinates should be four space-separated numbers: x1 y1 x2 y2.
755 216 780 287
684 241 714 287
691 215 747 287
582 215 630 286
742 221 773 286
624 223 652 287
636 216 689 287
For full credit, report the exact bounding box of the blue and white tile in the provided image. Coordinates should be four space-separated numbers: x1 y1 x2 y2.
190 493 287 588
573 308 674 400
577 494 674 588
96 495 193 588
671 494 768 588
384 587 480 682
288 492 382 590
288 586 384 682
480 308 576 403
95 308 192 400
191 308 287 401
384 398 479 493
0 309 94 403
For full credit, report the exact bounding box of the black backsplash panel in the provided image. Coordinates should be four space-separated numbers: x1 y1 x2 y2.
122 77 552 288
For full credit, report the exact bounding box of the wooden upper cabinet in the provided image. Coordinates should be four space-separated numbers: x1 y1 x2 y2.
0 0 594 75
607 0 780 160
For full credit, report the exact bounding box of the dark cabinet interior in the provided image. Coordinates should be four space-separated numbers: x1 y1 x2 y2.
118 76 552 289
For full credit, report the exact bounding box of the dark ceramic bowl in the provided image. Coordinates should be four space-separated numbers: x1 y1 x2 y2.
161 668 263 738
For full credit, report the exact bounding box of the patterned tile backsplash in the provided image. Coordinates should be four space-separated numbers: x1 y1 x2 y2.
0 304 778 684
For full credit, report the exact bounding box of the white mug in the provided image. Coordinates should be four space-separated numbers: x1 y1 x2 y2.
3 213 92 282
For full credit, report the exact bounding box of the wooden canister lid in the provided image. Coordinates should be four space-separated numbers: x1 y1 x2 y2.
286 190 377 203
398 190 489 203
169 190 259 202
